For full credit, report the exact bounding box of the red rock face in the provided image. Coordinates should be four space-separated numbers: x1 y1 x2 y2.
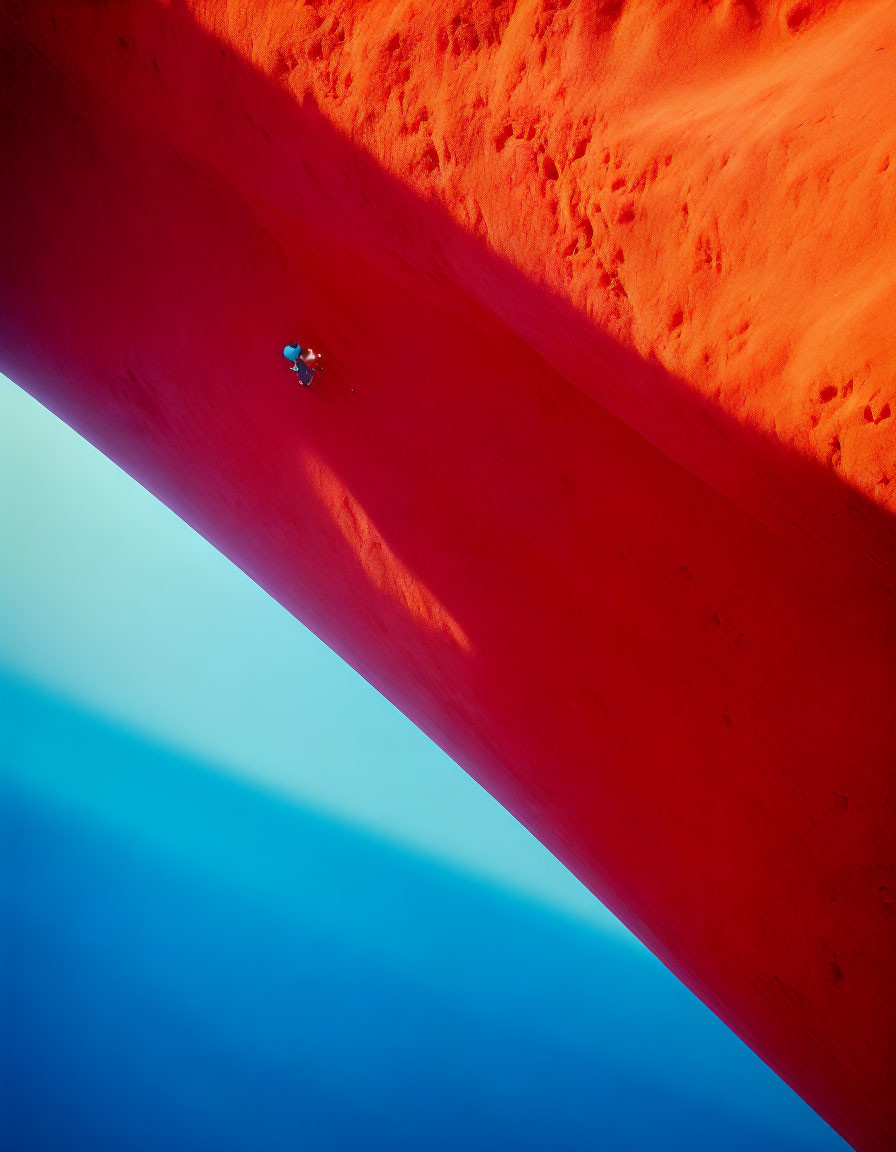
2 2 894 1148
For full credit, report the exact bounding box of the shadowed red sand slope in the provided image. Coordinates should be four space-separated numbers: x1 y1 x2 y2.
2 2 895 1149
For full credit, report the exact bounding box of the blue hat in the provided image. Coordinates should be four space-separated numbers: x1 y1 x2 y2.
283 344 302 362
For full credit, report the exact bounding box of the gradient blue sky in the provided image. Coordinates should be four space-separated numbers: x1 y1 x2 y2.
0 372 849 1150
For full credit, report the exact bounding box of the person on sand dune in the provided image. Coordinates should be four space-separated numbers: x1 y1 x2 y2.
283 341 323 386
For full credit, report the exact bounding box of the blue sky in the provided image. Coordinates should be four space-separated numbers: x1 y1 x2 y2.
0 373 849 1150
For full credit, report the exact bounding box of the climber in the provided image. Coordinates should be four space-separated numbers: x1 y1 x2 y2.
283 341 323 386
